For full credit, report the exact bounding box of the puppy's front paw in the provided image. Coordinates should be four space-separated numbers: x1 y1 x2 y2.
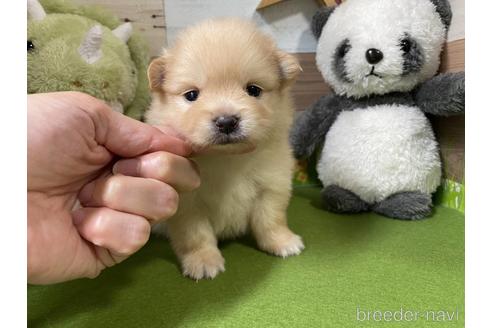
259 229 305 258
181 247 225 280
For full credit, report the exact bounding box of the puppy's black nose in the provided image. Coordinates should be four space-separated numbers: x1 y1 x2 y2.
365 48 383 64
214 115 239 134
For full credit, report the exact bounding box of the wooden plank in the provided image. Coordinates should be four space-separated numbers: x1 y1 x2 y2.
431 115 465 182
317 0 340 6
72 0 166 58
434 38 465 181
291 53 333 111
257 0 284 10
440 39 465 73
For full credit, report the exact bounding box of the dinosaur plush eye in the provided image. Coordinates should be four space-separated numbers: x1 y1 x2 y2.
246 84 262 97
184 90 199 102
27 40 35 52
400 39 412 53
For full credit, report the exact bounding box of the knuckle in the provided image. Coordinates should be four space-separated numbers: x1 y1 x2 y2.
167 189 180 215
191 175 201 190
189 160 202 190
117 247 133 257
86 211 109 246
155 153 174 181
157 186 179 220
120 220 151 255
101 176 124 206
182 174 201 193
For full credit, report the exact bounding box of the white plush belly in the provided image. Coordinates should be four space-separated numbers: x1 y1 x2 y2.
317 105 441 203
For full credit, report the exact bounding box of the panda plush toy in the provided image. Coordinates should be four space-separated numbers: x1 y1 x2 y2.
290 0 465 220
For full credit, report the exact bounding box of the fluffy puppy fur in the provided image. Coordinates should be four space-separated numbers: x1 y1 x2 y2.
146 18 304 280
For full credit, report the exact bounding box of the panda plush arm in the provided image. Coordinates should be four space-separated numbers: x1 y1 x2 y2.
413 70 465 117
289 94 348 159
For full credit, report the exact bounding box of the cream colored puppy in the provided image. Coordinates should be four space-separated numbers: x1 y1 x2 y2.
146 18 304 280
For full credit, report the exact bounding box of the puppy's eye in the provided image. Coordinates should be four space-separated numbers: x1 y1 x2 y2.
27 40 35 52
400 38 412 53
246 84 262 97
183 90 199 102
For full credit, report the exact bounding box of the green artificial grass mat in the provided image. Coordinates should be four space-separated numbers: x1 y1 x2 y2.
28 187 464 327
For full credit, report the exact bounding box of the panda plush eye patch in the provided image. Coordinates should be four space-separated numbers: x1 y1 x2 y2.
336 39 351 58
400 33 425 75
332 39 352 82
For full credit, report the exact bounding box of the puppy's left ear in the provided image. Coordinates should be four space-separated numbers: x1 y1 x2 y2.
277 51 302 88
147 54 167 92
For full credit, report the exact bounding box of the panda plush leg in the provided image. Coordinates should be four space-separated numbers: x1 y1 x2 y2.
321 185 370 214
372 192 433 220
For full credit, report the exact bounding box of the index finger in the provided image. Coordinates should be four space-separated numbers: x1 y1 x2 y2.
102 109 192 157
65 92 192 157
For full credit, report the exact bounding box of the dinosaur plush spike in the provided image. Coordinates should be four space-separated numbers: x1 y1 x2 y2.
78 25 103 64
27 0 46 21
112 22 133 43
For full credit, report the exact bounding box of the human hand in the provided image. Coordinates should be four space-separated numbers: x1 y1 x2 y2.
28 92 200 284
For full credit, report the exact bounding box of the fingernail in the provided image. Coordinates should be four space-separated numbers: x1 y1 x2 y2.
78 182 96 205
113 159 139 176
72 209 85 225
183 141 194 156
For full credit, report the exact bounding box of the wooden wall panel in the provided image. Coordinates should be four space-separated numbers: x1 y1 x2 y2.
440 39 465 72
434 38 465 182
257 0 284 9
72 0 166 58
291 53 333 111
431 115 465 182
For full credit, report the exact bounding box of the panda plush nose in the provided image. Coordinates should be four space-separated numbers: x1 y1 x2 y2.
365 48 384 64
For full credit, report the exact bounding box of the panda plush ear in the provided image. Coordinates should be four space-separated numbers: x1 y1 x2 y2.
311 7 336 40
429 0 453 29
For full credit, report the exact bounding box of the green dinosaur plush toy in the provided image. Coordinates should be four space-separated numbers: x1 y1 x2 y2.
27 0 150 120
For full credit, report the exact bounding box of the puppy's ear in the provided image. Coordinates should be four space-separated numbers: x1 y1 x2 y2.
147 55 167 92
277 51 302 88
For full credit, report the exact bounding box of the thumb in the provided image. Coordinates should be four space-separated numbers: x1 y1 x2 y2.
71 92 192 157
